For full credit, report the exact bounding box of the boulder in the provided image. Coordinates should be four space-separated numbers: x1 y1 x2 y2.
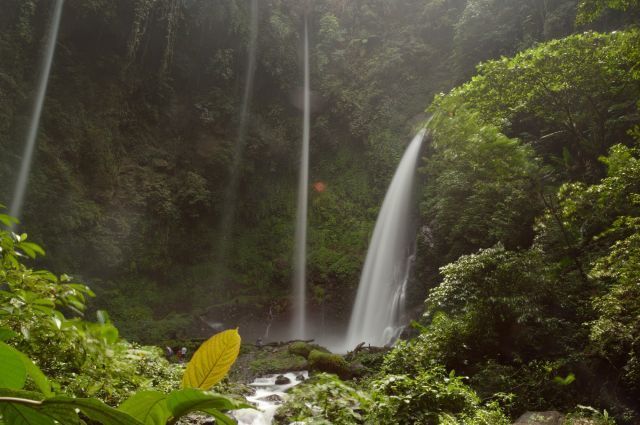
288 341 329 358
257 394 284 404
307 350 354 380
274 375 291 385
513 411 565 425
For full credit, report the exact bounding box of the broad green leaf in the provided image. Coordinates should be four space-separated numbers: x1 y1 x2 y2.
0 341 52 396
99 324 119 344
7 254 20 269
36 404 84 424
65 295 87 313
32 298 54 307
30 271 57 282
0 214 18 227
43 397 144 425
553 373 576 386
0 327 17 341
18 242 45 257
0 391 79 424
0 341 27 389
18 355 53 397
32 306 54 316
18 244 36 259
182 329 241 389
118 391 171 425
68 284 95 297
166 389 249 420
0 388 45 400
0 403 55 425
200 408 237 425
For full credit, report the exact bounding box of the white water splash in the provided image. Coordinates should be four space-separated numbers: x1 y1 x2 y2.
291 17 311 340
343 129 428 349
10 0 64 220
232 371 308 425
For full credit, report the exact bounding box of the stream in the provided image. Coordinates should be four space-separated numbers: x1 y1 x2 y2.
231 371 309 425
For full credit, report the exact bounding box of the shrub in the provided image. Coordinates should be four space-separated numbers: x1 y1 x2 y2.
0 212 181 404
274 373 372 425
0 209 246 424
369 367 508 425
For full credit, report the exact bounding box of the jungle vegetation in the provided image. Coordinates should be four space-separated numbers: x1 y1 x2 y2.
1 0 639 423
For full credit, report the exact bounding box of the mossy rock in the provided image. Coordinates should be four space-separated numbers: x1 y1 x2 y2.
249 347 308 376
288 341 330 358
307 349 354 379
229 344 308 383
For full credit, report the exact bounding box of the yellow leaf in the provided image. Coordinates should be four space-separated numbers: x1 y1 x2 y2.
181 329 241 389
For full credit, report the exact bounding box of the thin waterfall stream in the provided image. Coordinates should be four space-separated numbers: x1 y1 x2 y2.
10 0 64 221
291 16 311 340
214 0 259 269
343 129 428 349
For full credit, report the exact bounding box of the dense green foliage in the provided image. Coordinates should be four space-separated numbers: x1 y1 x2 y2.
0 209 181 404
275 23 640 423
1 0 640 423
449 30 639 180
0 213 247 423
0 0 587 342
577 0 640 23
422 109 539 263
410 27 640 422
274 371 509 425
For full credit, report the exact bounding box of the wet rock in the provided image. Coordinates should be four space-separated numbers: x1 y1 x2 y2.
258 394 284 404
295 373 306 381
177 413 219 424
513 411 565 425
151 158 171 170
233 343 308 383
349 361 367 378
275 375 291 385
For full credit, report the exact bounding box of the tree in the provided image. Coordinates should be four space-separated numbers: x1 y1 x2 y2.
421 106 539 266
576 0 640 23
452 30 640 180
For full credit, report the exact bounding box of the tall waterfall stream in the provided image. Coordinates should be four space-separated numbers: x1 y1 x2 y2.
343 129 428 349
10 0 64 221
291 16 311 340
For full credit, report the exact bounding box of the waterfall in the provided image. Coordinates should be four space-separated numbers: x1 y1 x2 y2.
291 17 311 340
10 0 64 220
344 129 428 349
214 0 258 266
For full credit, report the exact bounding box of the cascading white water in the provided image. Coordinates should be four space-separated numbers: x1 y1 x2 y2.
215 0 259 262
381 250 416 344
344 129 428 349
231 371 308 425
10 0 64 220
291 17 311 340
